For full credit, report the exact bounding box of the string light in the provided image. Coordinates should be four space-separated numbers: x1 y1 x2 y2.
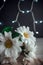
33 0 38 2
0 0 42 36
12 0 40 34
0 0 6 10
3 0 6 2
26 10 30 13
12 21 16 23
35 21 38 24
36 31 39 34
18 0 38 33
35 20 43 24
22 11 25 13
20 0 24 1
0 22 2 25
40 21 43 23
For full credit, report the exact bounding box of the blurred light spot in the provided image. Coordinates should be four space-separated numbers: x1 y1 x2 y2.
35 21 38 24
0 22 2 25
36 31 39 34
12 20 16 23
26 10 30 13
20 0 24 1
40 21 43 23
3 0 6 2
22 11 25 13
34 0 38 2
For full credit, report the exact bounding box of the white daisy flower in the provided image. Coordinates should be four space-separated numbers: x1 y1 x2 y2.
24 51 36 61
0 31 22 62
15 26 36 44
24 42 37 53
23 41 37 61
24 44 37 61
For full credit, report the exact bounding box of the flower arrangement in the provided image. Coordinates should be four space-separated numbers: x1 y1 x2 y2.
0 26 37 64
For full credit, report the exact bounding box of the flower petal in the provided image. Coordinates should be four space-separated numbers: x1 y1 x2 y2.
5 49 11 57
4 31 12 39
29 52 36 58
0 33 5 43
11 47 19 59
0 45 5 54
19 26 24 33
16 28 23 35
13 37 22 46
23 26 26 32
27 26 29 31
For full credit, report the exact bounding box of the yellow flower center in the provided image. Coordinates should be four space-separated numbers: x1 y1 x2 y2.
23 32 29 38
5 39 13 48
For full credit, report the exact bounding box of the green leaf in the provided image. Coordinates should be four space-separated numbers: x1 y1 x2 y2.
2 26 12 33
12 32 20 38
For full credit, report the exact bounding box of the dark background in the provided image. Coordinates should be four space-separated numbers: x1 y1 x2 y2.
0 0 43 38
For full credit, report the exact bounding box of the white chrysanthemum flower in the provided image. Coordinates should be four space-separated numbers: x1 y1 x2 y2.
24 42 37 52
23 40 37 61
0 31 22 62
24 44 37 61
23 52 36 62
15 26 36 44
24 51 36 61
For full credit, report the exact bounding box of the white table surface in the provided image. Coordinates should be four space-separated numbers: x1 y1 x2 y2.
36 38 43 59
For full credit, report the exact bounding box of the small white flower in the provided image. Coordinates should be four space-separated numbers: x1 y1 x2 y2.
23 40 37 61
24 42 37 52
15 26 36 44
24 44 37 61
24 51 36 61
0 31 22 62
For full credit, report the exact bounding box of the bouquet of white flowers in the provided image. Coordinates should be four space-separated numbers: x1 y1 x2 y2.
0 26 37 65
